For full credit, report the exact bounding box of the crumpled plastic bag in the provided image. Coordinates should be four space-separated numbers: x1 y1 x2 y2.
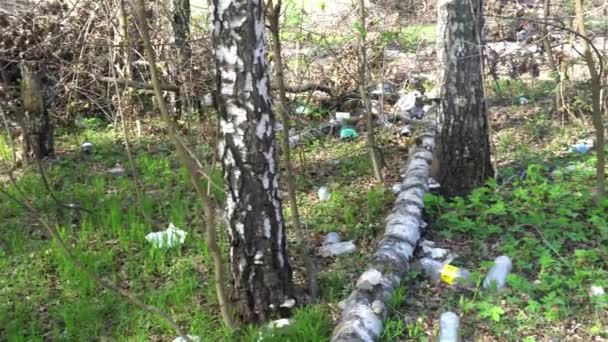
145 223 187 248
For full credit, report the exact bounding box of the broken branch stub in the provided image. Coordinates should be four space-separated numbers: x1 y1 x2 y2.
331 107 437 342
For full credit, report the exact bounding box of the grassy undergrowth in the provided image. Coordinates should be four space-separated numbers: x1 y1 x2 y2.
2 77 607 341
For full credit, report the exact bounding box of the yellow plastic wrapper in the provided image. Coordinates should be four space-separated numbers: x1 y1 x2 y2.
440 264 460 285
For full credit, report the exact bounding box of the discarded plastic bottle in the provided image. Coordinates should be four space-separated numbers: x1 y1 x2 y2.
323 232 341 245
420 258 470 286
439 312 460 342
483 255 512 290
317 187 331 201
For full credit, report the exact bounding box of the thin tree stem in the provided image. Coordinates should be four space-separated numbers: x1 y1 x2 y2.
267 0 319 300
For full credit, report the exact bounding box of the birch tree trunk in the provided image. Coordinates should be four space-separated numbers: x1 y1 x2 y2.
432 0 493 197
267 0 319 300
211 0 294 322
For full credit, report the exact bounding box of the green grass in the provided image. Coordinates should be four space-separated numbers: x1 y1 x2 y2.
0 127 228 341
0 121 390 341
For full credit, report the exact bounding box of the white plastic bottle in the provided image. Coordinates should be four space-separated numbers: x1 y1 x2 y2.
483 255 512 290
420 258 470 286
439 312 460 342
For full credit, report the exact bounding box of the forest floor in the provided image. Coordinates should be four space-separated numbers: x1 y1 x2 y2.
1 4 608 342
1 78 607 341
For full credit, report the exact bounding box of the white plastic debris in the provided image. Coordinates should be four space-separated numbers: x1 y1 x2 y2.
323 232 341 245
428 178 441 190
317 187 331 201
356 269 382 291
145 223 187 248
483 255 512 290
172 336 200 342
420 258 471 286
395 91 421 113
518 96 529 105
319 241 357 257
571 140 593 154
590 285 605 297
421 240 449 259
108 163 125 176
202 93 214 106
280 298 296 308
335 112 351 123
268 318 292 329
294 105 312 115
81 141 93 154
439 312 460 342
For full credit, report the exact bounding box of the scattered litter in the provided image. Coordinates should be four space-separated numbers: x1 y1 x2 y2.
317 187 331 201
319 241 357 257
81 141 93 154
108 163 125 176
202 93 214 106
172 336 200 342
145 223 187 248
356 269 382 291
420 258 471 287
571 140 593 154
439 312 460 342
400 125 412 137
370 82 395 96
335 112 351 123
409 107 425 120
395 90 421 113
339 125 358 139
428 178 441 190
268 318 292 329
280 298 296 308
517 96 529 105
420 240 449 259
590 285 605 297
323 232 341 245
483 255 512 290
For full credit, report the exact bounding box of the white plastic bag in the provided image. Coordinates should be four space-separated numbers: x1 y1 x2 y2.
145 223 187 248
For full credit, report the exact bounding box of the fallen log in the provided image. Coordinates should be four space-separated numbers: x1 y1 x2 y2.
331 106 437 342
98 76 180 92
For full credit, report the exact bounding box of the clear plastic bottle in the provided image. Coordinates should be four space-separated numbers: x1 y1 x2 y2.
483 255 512 290
420 258 470 286
438 312 460 342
